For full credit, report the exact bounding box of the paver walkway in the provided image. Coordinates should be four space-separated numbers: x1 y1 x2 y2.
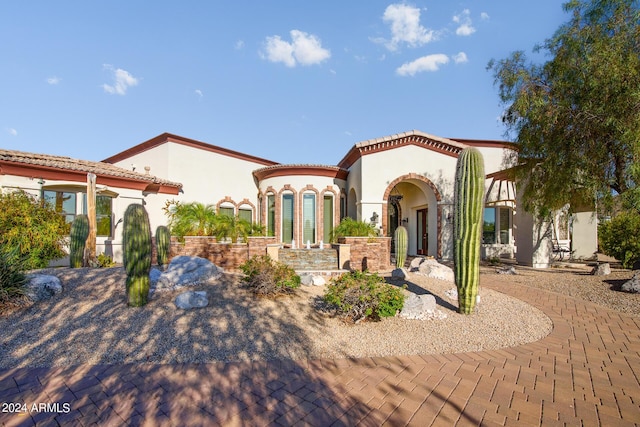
1 281 639 426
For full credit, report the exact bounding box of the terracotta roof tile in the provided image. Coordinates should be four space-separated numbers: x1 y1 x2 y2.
0 149 182 188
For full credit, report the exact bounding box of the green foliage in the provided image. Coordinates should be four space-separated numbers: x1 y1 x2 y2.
599 210 640 269
330 217 378 242
394 225 408 268
239 255 300 297
96 253 116 268
0 190 67 269
323 270 405 323
69 214 89 268
215 215 258 243
0 245 27 307
155 225 171 266
164 200 217 238
488 0 640 214
123 204 152 307
453 148 485 315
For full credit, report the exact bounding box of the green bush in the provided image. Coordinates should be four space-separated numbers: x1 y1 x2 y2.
599 210 640 269
0 245 27 307
0 191 67 269
330 217 378 242
239 255 300 297
323 270 405 323
96 253 116 268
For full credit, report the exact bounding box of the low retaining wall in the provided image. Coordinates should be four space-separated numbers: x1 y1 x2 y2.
337 237 392 272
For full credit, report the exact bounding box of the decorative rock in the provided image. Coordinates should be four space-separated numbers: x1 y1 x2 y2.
591 263 611 276
399 293 446 320
444 288 481 305
174 291 209 309
300 274 326 286
154 256 222 291
621 271 640 293
496 266 517 275
391 268 408 280
409 257 426 271
24 274 62 301
414 258 454 282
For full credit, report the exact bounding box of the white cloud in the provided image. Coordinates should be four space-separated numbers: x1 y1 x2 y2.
46 76 61 85
195 89 203 97
380 3 435 51
262 30 330 67
6 128 17 136
453 52 468 64
396 54 450 76
102 65 139 95
453 9 476 36
481 12 490 20
235 40 245 50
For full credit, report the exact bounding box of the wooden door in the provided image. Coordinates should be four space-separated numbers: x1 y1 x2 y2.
417 208 428 255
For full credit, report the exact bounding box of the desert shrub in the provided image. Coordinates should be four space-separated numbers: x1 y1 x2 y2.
323 270 405 323
330 218 378 242
599 210 640 269
239 255 300 297
163 200 217 238
0 245 27 306
96 253 116 268
0 191 67 269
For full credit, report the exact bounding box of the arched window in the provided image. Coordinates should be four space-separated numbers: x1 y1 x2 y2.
266 193 276 237
282 193 294 243
323 194 333 243
302 193 316 244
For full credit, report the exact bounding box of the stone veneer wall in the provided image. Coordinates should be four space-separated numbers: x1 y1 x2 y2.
337 237 392 272
151 236 277 271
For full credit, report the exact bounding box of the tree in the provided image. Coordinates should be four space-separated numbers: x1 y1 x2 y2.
164 201 217 237
488 0 640 214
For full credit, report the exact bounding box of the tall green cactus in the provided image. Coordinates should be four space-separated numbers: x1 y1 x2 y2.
123 204 152 307
394 225 408 269
69 214 89 268
453 147 485 314
155 225 171 267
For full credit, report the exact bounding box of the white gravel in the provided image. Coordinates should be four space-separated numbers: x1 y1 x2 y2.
0 263 636 369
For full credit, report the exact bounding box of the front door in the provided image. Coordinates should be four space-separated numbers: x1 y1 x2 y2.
417 208 428 255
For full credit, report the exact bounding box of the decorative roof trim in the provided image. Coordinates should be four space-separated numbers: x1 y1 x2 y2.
253 164 349 181
102 132 279 167
337 130 468 169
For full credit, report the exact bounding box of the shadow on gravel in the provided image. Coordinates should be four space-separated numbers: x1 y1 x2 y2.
0 267 382 425
384 276 458 312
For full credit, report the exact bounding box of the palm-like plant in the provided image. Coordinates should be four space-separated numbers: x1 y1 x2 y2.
166 202 217 237
214 215 254 243
330 217 378 242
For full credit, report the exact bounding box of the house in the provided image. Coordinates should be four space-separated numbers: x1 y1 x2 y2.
0 130 598 267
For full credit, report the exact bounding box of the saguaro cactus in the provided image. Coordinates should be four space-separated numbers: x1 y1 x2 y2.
123 204 152 307
453 147 485 314
155 225 171 267
70 214 90 268
394 225 408 269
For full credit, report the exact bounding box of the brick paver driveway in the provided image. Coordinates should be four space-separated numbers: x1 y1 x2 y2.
1 280 639 426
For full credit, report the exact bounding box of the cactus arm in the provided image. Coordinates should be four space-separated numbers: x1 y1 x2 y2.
69 215 90 268
123 204 152 307
394 225 408 269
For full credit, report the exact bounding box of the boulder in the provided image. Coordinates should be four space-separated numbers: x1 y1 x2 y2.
399 294 446 320
391 268 408 280
621 271 640 293
409 257 425 271
24 274 62 301
496 266 517 275
174 291 209 309
591 263 611 276
154 256 222 292
414 258 454 282
300 274 326 286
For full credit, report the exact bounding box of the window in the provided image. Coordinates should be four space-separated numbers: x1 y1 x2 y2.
484 207 512 244
81 194 114 237
238 207 252 223
303 193 316 244
483 208 496 244
219 206 234 217
44 190 77 225
323 195 333 243
267 194 275 237
499 208 511 244
340 194 346 220
282 193 294 243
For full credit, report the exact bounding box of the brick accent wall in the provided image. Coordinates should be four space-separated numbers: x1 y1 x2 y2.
337 237 392 272
152 236 277 271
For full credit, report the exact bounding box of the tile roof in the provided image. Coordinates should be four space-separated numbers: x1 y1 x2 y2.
0 148 182 188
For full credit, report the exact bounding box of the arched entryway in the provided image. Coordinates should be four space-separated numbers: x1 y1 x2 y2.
383 173 442 258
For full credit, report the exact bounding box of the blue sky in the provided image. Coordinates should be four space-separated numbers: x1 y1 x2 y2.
1 1 568 166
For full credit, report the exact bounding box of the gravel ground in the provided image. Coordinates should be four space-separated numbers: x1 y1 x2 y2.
0 263 637 369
